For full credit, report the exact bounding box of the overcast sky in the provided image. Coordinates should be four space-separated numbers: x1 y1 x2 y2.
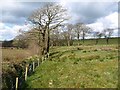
0 0 118 41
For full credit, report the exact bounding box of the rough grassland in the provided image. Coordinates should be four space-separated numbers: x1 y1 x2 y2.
26 45 118 88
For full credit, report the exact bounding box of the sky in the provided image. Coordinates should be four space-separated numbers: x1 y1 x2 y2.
0 0 119 41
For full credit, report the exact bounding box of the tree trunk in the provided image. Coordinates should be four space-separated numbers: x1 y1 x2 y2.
41 33 46 55
83 31 85 43
70 37 73 46
38 29 41 56
106 38 109 44
96 39 98 45
67 39 70 46
46 30 50 53
77 33 80 46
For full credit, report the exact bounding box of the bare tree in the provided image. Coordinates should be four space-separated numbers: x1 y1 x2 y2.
13 32 29 49
13 28 41 55
81 24 91 43
64 24 74 46
74 23 82 45
93 31 103 44
28 3 68 56
103 28 114 44
74 23 91 44
50 27 62 46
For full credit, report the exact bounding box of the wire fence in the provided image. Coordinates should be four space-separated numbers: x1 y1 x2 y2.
2 54 49 90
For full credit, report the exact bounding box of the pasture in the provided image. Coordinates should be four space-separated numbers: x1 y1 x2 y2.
25 44 118 88
2 38 119 88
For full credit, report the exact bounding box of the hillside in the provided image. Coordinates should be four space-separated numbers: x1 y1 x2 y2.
25 44 118 88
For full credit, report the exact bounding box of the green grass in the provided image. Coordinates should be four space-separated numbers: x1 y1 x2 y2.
73 37 118 45
26 44 118 88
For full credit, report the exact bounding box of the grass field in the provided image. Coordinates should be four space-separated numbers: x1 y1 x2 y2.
2 48 32 63
73 37 118 45
2 37 118 63
25 45 118 88
2 37 119 88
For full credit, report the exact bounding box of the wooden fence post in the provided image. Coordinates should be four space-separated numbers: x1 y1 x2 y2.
25 65 28 81
47 53 49 58
15 77 18 90
33 62 35 72
42 57 44 63
38 59 40 67
44 55 46 60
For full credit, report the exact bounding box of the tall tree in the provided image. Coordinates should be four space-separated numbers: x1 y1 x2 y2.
93 31 103 45
81 24 91 43
103 28 114 44
13 33 29 49
63 24 74 46
74 23 82 45
50 27 62 46
74 23 91 44
28 3 68 56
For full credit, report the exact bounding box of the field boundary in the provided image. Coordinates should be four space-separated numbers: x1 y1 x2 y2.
2 54 49 90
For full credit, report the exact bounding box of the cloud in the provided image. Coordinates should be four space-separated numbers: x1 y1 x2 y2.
1 1 118 25
60 2 118 24
87 12 118 37
96 12 118 28
1 2 44 25
0 22 31 40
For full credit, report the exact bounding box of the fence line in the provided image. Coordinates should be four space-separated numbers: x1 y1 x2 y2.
12 55 47 90
2 55 48 90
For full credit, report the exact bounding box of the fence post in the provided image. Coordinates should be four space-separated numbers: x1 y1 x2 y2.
42 57 44 63
44 55 46 60
25 65 28 81
47 53 49 58
33 62 35 72
15 77 18 90
38 59 40 67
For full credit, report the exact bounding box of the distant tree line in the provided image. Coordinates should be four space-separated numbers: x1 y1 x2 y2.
2 40 13 47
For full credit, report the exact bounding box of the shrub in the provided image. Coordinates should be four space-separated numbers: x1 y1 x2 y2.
82 50 87 53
